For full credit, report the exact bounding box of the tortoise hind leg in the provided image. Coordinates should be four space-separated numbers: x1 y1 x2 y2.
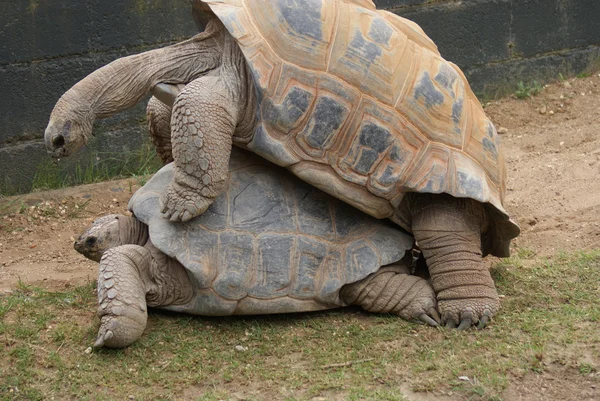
409 193 499 330
340 263 440 326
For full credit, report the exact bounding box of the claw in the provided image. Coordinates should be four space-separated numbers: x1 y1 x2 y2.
444 319 457 329
181 210 193 222
477 315 490 330
457 318 472 330
431 309 441 324
160 200 169 214
161 202 173 219
93 329 114 349
419 313 439 327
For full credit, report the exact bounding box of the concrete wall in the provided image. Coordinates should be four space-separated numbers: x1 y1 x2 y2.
1 0 599 194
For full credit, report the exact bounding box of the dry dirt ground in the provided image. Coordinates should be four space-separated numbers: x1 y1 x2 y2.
1 74 600 400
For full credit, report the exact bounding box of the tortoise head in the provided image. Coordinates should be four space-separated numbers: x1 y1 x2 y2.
74 214 123 262
44 95 94 158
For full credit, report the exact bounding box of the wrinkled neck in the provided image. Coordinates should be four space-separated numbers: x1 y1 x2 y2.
117 216 149 246
57 19 225 122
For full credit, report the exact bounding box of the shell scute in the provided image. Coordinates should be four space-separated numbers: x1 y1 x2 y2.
228 167 296 233
333 98 426 200
345 239 379 284
293 74 360 159
213 231 254 300
291 236 328 299
249 234 294 298
293 184 336 240
189 288 237 316
315 249 344 304
329 5 413 105
245 124 300 166
399 55 466 149
261 63 318 136
465 117 502 185
248 0 335 71
333 200 377 240
339 121 393 182
406 144 453 195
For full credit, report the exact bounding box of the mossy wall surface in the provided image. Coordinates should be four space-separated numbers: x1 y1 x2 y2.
1 0 599 193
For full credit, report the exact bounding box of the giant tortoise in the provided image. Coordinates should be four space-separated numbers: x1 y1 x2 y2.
47 0 519 328
75 148 438 348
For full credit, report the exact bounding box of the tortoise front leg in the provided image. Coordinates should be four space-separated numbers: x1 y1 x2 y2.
410 194 499 330
94 243 195 348
160 76 237 222
94 245 150 348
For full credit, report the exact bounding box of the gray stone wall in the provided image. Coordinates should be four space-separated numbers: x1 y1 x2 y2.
386 0 600 95
1 0 599 194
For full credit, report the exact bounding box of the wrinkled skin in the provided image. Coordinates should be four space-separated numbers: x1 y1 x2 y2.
49 8 505 329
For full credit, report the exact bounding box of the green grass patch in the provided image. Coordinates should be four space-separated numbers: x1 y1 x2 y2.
29 141 162 193
1 140 162 197
514 81 544 99
1 251 599 400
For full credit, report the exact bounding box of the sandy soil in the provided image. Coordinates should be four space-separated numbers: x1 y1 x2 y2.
0 74 599 400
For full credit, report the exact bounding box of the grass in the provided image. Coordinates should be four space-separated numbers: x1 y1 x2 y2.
514 81 544 99
0 141 162 197
1 250 599 400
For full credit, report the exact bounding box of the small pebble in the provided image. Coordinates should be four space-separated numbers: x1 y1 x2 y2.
458 376 470 382
84 347 92 355
235 345 248 352
498 127 509 135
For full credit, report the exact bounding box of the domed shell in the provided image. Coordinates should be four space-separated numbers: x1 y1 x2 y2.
201 0 519 256
129 148 414 315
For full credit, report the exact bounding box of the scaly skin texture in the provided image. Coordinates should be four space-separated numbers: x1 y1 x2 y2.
340 263 439 326
76 215 195 348
161 30 255 222
95 245 149 348
147 96 174 164
95 243 195 348
408 193 499 330
160 76 236 221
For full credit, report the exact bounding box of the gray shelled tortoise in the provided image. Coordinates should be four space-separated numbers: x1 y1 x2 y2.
75 149 438 348
48 0 519 329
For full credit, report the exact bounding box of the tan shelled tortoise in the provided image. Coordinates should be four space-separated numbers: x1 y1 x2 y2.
45 0 520 329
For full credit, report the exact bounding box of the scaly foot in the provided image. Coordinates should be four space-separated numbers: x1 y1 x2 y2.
397 280 440 327
438 297 499 330
94 314 147 349
160 180 212 222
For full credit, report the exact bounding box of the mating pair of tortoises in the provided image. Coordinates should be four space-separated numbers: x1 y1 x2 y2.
46 0 519 348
